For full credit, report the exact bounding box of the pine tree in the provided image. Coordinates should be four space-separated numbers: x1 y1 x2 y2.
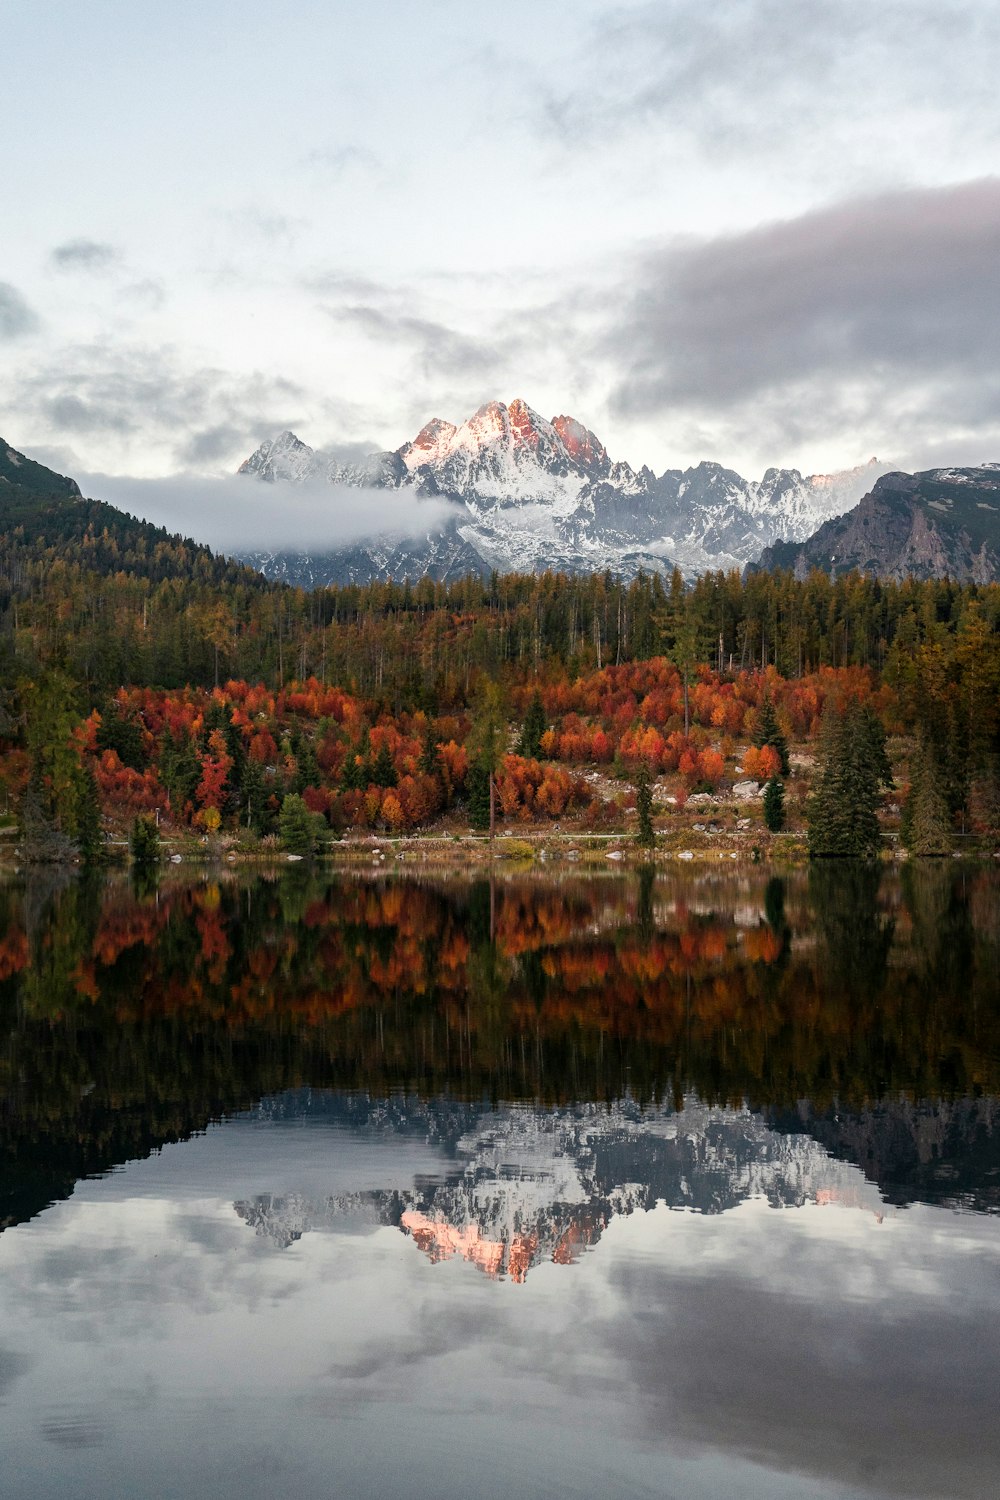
279 792 322 856
371 741 398 789
763 776 785 832
75 766 104 864
292 735 322 794
754 697 790 775
467 679 506 840
241 755 269 832
159 730 201 817
902 736 952 855
129 813 160 866
635 764 655 847
466 762 492 831
517 689 547 760
808 702 892 857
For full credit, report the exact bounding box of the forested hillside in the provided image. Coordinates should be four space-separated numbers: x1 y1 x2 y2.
1 442 999 857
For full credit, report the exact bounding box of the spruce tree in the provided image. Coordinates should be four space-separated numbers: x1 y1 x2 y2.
763 776 785 832
902 736 952 855
466 762 492 831
467 679 506 840
754 697 790 775
293 735 322 794
241 756 269 832
517 689 547 760
371 741 398 788
75 766 104 864
808 702 892 857
635 764 655 847
279 793 322 856
129 813 160 866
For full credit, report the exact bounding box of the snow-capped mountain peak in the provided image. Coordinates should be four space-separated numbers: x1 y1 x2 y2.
235 399 894 587
238 429 318 484
400 417 458 472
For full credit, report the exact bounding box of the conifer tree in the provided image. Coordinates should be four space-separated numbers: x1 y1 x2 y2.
763 775 785 832
808 702 892 857
129 813 160 866
635 764 655 847
292 735 322 794
754 697 790 775
371 741 398 788
902 736 952 855
241 756 269 832
517 689 547 760
75 766 104 864
279 792 322 856
467 679 506 840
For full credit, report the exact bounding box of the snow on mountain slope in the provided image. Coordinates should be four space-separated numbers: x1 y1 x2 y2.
236 400 890 586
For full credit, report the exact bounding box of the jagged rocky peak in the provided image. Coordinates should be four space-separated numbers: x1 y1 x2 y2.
808 456 881 492
397 398 610 488
232 401 902 588
399 416 458 472
238 429 317 483
551 413 610 476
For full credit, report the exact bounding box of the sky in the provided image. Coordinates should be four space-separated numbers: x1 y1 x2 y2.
2 0 1000 504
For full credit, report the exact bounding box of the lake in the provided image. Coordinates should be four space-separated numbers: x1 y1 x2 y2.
1 863 999 1499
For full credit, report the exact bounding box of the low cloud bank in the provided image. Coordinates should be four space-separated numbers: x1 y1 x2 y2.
78 473 457 556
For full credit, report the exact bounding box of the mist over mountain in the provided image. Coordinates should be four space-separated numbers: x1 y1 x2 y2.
10 409 1000 589
234 398 889 585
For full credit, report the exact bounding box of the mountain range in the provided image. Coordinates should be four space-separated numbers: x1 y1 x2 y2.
755 464 1000 582
5 411 1000 589
236 397 889 586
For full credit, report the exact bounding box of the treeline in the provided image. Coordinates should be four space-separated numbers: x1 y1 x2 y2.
4 539 1000 704
3 485 1000 849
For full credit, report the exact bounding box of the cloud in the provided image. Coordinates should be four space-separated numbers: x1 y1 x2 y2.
50 239 120 274
543 0 1000 172
45 393 135 436
76 472 458 554
605 1243 1000 1499
301 144 382 176
328 304 505 383
0 282 40 339
0 1346 33 1400
226 208 306 244
4 345 312 469
120 278 167 311
600 178 1000 465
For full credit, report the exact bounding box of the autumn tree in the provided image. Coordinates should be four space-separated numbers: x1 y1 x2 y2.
754 696 790 775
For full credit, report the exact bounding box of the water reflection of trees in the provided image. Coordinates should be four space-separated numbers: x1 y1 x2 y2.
2 866 1000 1226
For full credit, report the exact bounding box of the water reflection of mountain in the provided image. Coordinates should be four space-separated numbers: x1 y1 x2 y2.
2 865 999 1232
771 1096 1000 1214
231 1089 997 1279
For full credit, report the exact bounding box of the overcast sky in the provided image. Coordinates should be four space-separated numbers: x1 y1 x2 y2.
2 0 999 493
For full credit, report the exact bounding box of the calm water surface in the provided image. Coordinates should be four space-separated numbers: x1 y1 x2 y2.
1 864 999 1499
